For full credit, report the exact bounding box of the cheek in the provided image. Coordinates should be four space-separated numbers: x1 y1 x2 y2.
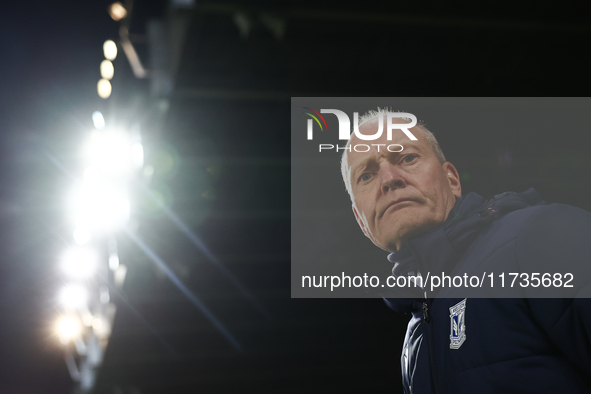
356 195 376 215
423 174 450 201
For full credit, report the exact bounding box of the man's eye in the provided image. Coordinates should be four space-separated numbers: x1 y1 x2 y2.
360 173 372 182
403 154 417 163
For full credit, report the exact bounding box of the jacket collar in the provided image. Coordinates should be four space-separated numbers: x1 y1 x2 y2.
382 189 544 311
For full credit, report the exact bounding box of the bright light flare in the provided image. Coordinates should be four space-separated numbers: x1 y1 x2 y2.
132 142 144 169
82 311 94 327
61 247 98 279
108 2 127 21
58 316 81 343
103 40 117 60
100 287 110 304
59 284 88 310
100 60 114 80
73 226 91 245
109 253 120 271
84 130 139 175
84 166 100 182
92 316 111 337
70 183 130 233
97 79 112 99
92 111 105 129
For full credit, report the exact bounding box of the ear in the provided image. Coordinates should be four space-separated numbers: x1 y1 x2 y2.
443 162 462 199
352 205 370 238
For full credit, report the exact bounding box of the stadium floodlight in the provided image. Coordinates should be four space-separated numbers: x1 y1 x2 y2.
103 40 117 61
83 130 140 176
59 284 88 310
92 111 105 129
81 311 94 327
83 166 100 182
61 247 98 279
58 316 81 344
100 60 114 80
108 253 119 271
97 79 112 99
132 141 144 170
73 225 91 245
92 316 111 338
108 2 127 21
70 183 130 233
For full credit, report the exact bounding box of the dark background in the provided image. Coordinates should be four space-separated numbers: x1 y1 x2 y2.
0 1 590 393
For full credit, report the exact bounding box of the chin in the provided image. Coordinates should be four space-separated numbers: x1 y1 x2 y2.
379 224 427 251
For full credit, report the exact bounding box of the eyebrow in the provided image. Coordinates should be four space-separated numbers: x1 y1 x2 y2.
350 143 423 180
351 153 395 181
352 157 375 180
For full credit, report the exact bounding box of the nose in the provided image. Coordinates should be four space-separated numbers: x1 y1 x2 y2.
380 162 406 194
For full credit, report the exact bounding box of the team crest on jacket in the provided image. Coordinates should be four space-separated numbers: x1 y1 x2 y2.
449 299 467 349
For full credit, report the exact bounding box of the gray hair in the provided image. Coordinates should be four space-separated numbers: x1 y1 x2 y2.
341 109 446 204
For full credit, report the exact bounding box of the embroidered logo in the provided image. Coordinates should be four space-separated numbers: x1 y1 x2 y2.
449 299 467 349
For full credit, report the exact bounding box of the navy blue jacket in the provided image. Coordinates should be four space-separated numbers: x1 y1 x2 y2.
384 190 591 393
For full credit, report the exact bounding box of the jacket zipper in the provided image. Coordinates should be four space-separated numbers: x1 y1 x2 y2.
423 300 440 393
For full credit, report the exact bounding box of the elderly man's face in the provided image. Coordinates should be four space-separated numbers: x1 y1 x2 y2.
347 118 461 252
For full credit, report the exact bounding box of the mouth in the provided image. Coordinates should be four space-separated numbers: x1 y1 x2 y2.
381 199 415 217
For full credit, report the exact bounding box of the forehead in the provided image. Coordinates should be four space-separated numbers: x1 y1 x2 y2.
347 123 431 166
355 116 427 144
